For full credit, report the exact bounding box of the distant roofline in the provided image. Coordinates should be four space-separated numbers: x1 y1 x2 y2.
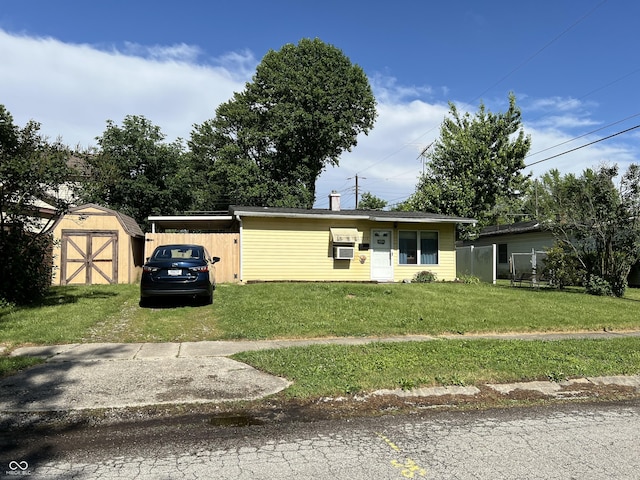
478 221 546 237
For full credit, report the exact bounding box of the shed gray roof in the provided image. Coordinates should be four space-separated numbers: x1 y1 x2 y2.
68 204 144 238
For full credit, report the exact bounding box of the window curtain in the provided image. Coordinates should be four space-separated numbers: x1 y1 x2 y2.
399 231 417 264
420 233 438 264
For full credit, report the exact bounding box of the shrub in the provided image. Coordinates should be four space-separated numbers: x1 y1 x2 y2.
0 229 53 305
585 275 612 296
543 242 584 289
458 275 481 284
413 270 436 283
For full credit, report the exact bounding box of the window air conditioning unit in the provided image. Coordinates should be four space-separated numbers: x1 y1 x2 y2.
334 246 355 260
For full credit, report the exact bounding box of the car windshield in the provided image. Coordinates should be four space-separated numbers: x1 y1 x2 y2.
153 247 203 260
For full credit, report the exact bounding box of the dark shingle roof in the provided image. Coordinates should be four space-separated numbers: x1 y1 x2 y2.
229 205 476 224
478 221 544 237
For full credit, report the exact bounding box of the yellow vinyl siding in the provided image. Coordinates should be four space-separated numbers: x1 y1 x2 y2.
241 217 459 282
242 217 371 281
393 223 457 282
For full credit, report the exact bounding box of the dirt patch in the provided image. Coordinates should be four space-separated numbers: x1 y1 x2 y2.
2 382 638 432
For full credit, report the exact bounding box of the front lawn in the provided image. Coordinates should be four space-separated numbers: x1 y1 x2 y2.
213 282 640 339
1 282 639 347
232 337 640 398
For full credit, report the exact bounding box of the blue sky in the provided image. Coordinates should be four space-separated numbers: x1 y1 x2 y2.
1 0 639 209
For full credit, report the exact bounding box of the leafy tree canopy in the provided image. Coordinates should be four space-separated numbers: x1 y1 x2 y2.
357 192 387 210
80 115 192 231
189 38 377 210
403 93 531 238
0 104 74 233
0 104 75 304
533 165 640 296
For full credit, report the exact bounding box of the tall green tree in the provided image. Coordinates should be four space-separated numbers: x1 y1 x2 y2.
0 105 74 303
536 165 640 297
189 38 377 210
403 94 531 238
80 115 191 231
357 192 387 210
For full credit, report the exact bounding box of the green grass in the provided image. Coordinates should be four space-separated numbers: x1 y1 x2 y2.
0 356 44 378
1 282 639 347
213 282 640 339
0 284 138 347
2 282 640 393
232 337 640 398
0 284 225 347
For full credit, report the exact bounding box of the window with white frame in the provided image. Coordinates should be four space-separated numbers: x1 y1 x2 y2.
399 231 439 265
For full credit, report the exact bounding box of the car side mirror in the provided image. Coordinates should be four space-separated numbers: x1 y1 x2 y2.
212 256 221 264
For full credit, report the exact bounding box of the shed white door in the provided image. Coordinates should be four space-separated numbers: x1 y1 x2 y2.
371 229 393 281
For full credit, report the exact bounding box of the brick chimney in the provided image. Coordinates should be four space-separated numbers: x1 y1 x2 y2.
329 191 341 211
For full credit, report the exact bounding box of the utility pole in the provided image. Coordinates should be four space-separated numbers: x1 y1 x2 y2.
349 174 365 209
355 174 359 209
417 141 434 175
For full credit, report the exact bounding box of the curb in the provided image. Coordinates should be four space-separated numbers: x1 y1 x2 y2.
373 375 640 399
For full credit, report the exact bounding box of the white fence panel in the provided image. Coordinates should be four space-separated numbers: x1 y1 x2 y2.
510 249 548 287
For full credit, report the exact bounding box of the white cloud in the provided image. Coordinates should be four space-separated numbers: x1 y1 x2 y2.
0 29 247 148
370 74 434 104
533 115 600 130
1 29 637 211
528 96 587 112
522 125 638 179
315 98 450 208
122 42 204 63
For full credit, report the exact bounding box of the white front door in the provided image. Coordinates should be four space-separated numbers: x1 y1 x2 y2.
371 229 393 281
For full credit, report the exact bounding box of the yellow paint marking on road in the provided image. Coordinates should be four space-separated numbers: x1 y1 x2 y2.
377 433 427 478
377 433 401 452
391 458 427 478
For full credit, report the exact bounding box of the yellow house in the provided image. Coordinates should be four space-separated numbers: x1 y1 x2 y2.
148 194 475 283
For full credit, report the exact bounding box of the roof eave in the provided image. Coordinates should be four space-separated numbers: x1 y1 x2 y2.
369 215 476 224
232 210 370 221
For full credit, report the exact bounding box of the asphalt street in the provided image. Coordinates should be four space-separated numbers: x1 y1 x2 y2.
2 399 639 479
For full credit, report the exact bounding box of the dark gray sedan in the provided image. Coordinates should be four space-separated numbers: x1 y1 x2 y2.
140 244 220 306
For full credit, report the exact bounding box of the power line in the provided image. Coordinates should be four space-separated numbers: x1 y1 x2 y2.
525 112 640 159
377 121 640 208
350 1 611 184
525 123 640 168
470 0 609 104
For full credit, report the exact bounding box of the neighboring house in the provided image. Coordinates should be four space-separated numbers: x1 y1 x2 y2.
461 221 640 287
147 193 476 283
460 221 554 279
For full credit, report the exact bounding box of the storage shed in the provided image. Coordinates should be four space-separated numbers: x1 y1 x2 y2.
50 204 144 285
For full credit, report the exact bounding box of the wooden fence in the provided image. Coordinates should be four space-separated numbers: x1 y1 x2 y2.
144 233 240 283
